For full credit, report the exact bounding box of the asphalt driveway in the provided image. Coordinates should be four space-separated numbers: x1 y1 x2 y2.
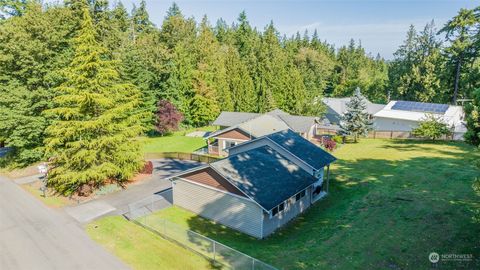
0 176 128 270
65 159 203 223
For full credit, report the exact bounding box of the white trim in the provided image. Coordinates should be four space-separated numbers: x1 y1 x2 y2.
260 211 264 239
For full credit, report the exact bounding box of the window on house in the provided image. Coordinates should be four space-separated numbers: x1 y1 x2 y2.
295 189 306 202
223 141 237 149
272 207 279 216
279 202 285 212
271 201 287 218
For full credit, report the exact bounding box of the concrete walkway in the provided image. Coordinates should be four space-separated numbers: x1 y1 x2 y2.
65 159 203 223
0 176 129 270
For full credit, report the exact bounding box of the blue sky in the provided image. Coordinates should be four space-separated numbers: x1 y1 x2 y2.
126 0 476 59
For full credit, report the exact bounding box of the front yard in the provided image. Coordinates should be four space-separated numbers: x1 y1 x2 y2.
146 139 480 269
86 216 215 270
141 126 217 153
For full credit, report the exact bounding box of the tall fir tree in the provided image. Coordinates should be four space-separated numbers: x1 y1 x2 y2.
190 16 223 126
44 6 145 195
224 45 256 112
439 8 478 104
340 87 372 142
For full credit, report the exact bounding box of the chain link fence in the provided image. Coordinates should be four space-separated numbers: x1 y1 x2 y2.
132 213 277 270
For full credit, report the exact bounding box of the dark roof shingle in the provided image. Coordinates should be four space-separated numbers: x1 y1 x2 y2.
266 129 337 170
210 145 317 210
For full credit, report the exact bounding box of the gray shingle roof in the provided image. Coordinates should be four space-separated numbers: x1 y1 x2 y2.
278 115 317 133
266 129 337 170
212 112 260 127
210 145 317 210
322 97 385 124
211 110 317 134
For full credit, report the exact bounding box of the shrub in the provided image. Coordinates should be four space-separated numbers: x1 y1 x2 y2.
412 114 452 141
332 135 344 144
321 137 337 151
155 100 183 135
141 161 153 174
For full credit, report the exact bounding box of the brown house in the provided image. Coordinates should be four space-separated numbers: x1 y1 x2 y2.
207 109 318 156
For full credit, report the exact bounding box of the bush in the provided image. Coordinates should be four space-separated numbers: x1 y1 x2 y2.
321 137 337 151
141 161 153 174
332 135 344 144
412 114 452 141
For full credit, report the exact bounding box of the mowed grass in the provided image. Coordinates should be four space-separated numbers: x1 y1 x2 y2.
22 182 72 208
151 139 480 270
141 126 217 153
86 216 214 270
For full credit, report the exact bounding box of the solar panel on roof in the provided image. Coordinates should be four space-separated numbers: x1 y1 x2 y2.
391 101 448 114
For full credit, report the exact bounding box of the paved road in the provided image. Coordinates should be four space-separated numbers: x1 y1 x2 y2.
65 159 203 223
0 176 129 270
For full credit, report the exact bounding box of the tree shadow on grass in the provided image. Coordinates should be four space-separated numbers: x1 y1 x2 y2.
184 153 480 269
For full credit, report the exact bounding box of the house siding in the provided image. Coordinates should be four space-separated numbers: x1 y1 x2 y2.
262 186 313 237
172 179 264 238
182 168 246 197
373 117 419 132
216 128 252 140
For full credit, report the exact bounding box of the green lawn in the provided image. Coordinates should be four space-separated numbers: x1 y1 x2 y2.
149 139 480 270
141 126 217 153
86 216 215 270
22 182 72 208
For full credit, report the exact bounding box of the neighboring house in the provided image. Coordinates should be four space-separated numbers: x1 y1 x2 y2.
170 129 336 238
322 97 385 125
373 100 467 140
207 109 318 156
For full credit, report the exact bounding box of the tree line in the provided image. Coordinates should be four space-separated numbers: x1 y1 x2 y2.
1 0 480 171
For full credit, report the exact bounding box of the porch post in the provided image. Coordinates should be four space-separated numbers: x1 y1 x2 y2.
326 165 330 193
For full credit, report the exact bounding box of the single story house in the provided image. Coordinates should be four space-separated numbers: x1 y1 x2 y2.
170 129 336 238
207 109 318 156
373 100 467 140
322 97 385 125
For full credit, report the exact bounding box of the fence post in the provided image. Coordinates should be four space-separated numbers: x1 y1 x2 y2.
252 258 255 270
213 241 216 263
390 131 393 139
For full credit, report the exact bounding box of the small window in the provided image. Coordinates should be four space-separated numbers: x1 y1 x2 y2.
295 190 306 202
279 202 285 212
272 206 279 216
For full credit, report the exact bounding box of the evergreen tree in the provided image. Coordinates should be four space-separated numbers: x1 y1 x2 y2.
256 23 288 112
439 8 478 104
340 87 372 142
190 16 223 126
224 45 256 112
44 7 145 195
464 87 480 146
0 2 76 164
131 0 153 35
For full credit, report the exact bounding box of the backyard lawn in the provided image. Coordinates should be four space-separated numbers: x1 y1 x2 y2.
141 126 217 153
148 139 480 269
86 216 215 270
